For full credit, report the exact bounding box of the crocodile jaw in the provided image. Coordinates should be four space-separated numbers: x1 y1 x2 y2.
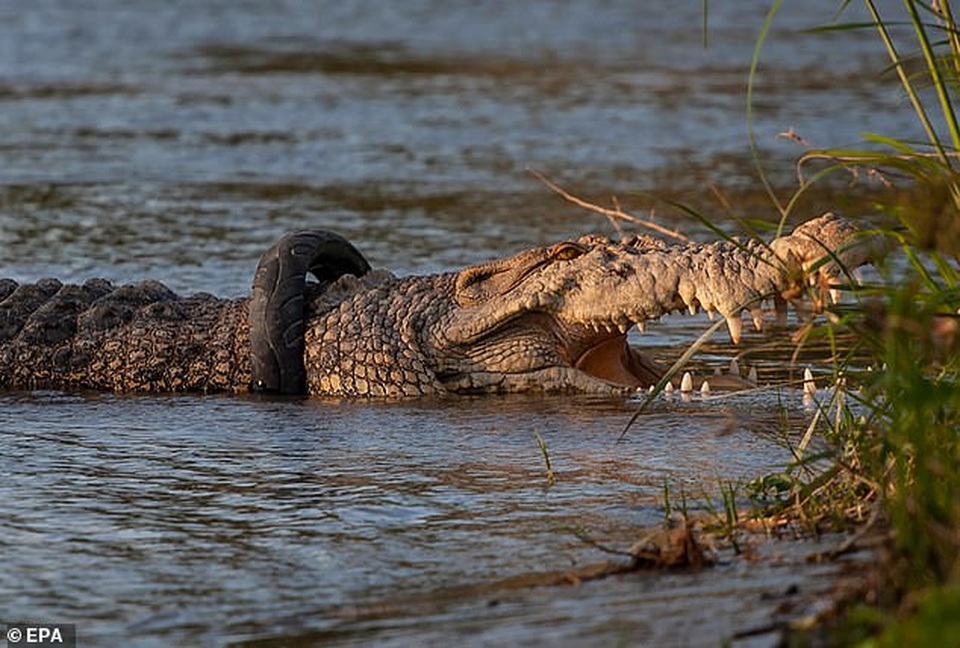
436 316 670 394
573 335 662 387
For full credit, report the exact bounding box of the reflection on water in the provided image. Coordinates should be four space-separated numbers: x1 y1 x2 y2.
1 391 823 646
0 0 893 645
0 0 908 288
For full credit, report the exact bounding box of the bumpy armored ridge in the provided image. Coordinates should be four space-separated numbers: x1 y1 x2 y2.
0 213 877 397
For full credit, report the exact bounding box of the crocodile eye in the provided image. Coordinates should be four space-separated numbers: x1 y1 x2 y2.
550 242 587 261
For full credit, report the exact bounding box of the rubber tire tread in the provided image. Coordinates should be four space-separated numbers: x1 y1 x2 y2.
249 230 371 394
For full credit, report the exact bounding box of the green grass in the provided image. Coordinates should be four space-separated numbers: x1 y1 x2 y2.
611 2 956 638
535 433 556 486
741 0 960 641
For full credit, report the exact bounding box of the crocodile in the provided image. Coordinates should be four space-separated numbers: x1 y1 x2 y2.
0 213 877 397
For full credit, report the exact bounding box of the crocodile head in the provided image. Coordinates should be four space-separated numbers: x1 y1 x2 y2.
428 213 877 394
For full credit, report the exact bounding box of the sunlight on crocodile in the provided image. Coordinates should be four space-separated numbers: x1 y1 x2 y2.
0 214 881 399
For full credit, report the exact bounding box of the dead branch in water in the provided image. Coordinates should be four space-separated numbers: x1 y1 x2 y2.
528 168 692 243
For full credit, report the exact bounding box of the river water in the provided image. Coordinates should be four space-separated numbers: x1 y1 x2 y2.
0 1 902 645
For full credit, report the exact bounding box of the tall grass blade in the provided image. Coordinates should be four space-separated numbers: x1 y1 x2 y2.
904 0 960 158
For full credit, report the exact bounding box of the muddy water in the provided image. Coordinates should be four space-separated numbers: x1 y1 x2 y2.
3 391 847 647
0 1 896 645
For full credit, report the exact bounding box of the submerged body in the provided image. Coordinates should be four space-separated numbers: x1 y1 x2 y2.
0 214 876 397
0 278 250 392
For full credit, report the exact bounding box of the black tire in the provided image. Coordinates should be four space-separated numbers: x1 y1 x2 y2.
249 230 371 394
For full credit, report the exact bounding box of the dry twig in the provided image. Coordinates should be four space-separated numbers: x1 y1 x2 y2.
528 168 691 242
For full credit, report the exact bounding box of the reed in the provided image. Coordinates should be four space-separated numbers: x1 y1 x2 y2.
747 1 960 641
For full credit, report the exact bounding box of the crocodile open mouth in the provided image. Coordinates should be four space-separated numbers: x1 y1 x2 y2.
570 333 664 388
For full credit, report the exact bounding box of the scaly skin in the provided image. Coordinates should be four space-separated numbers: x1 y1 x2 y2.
0 278 250 392
301 213 877 396
0 213 878 396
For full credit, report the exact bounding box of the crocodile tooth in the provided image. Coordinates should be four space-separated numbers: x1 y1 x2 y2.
750 308 764 332
829 288 842 304
664 381 675 393
680 371 693 393
617 321 629 334
729 358 740 376
636 321 646 334
705 307 716 321
803 368 816 395
700 380 711 395
747 365 758 384
687 302 698 316
726 314 743 344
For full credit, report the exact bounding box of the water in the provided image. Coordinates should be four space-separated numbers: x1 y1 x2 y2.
0 0 913 289
0 1 896 645
2 391 840 646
